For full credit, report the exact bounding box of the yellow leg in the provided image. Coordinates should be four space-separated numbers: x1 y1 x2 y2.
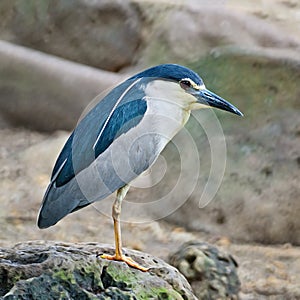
101 185 148 272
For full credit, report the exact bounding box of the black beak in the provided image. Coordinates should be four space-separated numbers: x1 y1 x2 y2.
195 89 243 116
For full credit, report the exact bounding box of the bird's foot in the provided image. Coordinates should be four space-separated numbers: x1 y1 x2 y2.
100 253 149 272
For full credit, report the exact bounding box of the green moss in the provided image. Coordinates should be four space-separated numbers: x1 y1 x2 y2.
105 263 140 287
139 286 183 299
79 262 103 277
103 264 185 299
9 272 23 286
53 269 76 285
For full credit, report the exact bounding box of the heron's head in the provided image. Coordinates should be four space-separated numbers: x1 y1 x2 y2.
131 64 243 116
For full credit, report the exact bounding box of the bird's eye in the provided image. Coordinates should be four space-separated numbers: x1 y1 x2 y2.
180 79 192 90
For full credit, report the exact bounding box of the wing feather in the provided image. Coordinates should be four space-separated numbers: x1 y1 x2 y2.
54 78 146 187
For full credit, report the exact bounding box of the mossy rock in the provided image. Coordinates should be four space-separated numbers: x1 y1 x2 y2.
0 241 197 299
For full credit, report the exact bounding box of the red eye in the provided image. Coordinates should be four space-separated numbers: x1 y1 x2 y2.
180 80 192 90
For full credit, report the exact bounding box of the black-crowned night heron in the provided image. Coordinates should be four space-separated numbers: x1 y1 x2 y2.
38 64 242 271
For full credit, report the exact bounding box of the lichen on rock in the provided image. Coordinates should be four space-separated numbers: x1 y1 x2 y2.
0 241 197 299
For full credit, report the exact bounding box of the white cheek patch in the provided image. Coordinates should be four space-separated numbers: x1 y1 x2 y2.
145 80 196 108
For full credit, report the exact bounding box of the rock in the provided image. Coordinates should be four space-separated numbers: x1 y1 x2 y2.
169 241 240 300
135 1 300 66
1 0 141 71
0 40 124 131
0 241 197 299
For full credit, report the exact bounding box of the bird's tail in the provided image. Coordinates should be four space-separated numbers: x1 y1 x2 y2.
37 179 83 229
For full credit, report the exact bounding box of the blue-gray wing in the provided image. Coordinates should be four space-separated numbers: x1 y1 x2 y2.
51 79 146 186
38 78 160 228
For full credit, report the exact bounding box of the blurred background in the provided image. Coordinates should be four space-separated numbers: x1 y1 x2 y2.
0 0 299 298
